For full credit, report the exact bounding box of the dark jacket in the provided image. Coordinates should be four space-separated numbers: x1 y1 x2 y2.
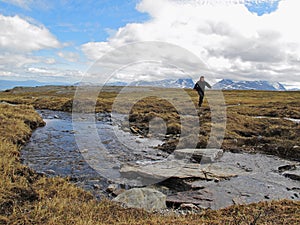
193 80 211 96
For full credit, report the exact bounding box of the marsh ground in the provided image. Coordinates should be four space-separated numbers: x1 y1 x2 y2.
2 86 300 160
0 86 299 224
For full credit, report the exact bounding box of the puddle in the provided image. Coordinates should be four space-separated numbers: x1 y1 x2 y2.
21 110 300 209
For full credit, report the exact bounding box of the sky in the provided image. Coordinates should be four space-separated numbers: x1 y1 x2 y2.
1 0 300 89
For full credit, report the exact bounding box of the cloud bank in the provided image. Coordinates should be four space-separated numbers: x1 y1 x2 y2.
81 0 300 88
0 14 83 82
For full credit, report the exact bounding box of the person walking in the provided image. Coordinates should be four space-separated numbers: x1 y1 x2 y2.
193 76 211 107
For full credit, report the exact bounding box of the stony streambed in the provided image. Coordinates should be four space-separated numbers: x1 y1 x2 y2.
21 110 300 210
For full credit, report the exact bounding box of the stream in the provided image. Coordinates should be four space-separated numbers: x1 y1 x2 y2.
21 110 300 210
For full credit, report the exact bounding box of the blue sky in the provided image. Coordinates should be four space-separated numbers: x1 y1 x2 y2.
1 0 300 89
0 0 278 45
245 0 280 16
0 0 149 44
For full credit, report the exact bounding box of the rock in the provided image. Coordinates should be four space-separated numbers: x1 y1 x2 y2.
287 187 300 192
278 164 297 173
93 184 101 189
107 184 119 193
159 177 193 192
112 188 125 196
45 169 56 175
106 184 125 196
264 195 270 199
189 180 206 190
232 197 245 205
53 115 60 119
283 170 300 181
179 203 199 211
120 160 243 184
81 149 88 153
123 127 130 132
237 162 253 172
130 126 140 134
174 149 223 163
113 188 167 212
166 189 213 209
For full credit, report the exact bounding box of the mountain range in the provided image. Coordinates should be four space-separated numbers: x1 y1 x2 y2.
212 79 286 91
127 78 195 88
109 78 287 91
0 78 291 91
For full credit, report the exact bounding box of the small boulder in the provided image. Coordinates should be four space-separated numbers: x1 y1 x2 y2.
107 184 119 193
113 188 167 212
106 184 124 196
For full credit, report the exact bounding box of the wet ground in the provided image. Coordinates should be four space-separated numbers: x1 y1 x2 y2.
21 110 300 209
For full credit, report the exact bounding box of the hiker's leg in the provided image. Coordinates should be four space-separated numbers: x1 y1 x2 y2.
198 94 204 106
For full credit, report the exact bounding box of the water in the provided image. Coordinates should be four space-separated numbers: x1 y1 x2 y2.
21 110 300 209
192 152 300 209
21 110 166 197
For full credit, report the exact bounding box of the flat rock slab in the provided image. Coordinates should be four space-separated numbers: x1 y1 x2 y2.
174 148 223 163
120 160 244 184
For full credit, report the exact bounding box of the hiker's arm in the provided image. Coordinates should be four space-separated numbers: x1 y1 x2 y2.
206 82 211 88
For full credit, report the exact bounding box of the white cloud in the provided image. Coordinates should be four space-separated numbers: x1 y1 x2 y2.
1 0 32 9
0 65 83 83
81 42 114 61
0 53 40 68
81 0 300 86
0 14 70 82
26 66 84 78
0 14 61 52
27 67 50 74
57 51 80 62
0 0 52 10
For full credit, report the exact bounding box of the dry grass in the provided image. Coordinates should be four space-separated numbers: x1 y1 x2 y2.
0 87 300 224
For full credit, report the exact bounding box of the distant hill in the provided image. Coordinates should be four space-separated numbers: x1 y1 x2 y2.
0 80 68 91
105 81 128 86
212 79 286 91
130 78 195 88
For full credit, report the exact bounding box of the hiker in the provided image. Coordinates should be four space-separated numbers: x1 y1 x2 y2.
193 76 211 107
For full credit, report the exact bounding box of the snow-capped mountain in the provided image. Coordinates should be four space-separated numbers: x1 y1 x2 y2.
212 79 286 91
129 78 195 88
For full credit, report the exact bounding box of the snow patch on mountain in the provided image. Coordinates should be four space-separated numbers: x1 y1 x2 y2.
212 79 286 91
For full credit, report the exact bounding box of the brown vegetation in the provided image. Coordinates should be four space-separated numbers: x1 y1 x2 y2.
0 86 299 224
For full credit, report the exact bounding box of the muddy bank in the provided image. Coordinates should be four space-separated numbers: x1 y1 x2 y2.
21 110 300 210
